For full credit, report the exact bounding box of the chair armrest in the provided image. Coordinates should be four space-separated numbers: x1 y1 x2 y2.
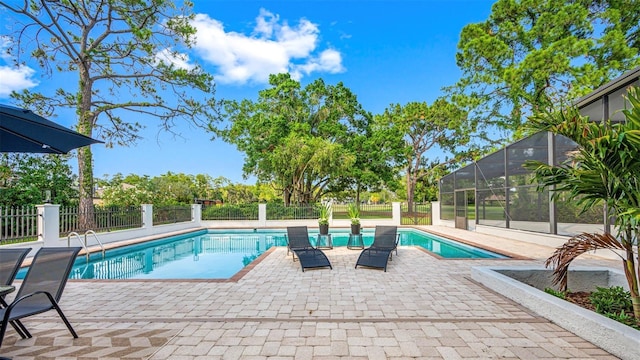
6 290 57 312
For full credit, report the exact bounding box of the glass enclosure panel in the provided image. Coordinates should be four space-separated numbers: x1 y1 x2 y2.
608 86 631 122
508 186 550 233
554 134 579 165
440 193 454 220
476 149 505 190
454 164 475 189
557 197 604 223
579 99 603 122
466 191 476 222
476 188 506 227
556 193 605 235
455 190 466 219
440 173 454 193
507 132 547 185
509 186 549 221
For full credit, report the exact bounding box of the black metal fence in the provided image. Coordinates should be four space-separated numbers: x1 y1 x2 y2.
202 203 259 220
153 205 192 225
266 203 320 220
401 203 432 225
60 205 143 236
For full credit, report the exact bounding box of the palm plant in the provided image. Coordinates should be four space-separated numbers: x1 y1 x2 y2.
347 203 360 225
524 86 640 319
318 202 331 225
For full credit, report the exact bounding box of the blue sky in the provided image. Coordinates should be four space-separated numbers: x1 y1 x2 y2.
0 0 495 183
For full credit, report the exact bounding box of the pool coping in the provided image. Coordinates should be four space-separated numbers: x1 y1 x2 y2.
417 227 529 260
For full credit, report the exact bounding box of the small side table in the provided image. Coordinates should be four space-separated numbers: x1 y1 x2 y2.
0 285 15 307
0 285 15 298
316 234 333 249
347 233 364 249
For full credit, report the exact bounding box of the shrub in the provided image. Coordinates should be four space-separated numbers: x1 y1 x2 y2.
589 286 633 315
604 311 640 330
544 287 566 300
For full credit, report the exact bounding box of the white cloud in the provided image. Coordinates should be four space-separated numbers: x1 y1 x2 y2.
291 49 344 80
155 48 195 70
0 66 38 98
0 37 38 98
191 9 345 85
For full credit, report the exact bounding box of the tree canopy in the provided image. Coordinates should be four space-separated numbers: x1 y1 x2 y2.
452 0 640 140
0 154 77 206
214 73 399 205
0 0 217 226
378 99 471 210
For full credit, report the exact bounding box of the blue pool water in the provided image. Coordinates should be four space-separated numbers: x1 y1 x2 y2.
17 228 507 280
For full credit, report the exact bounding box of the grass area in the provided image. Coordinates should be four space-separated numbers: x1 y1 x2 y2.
0 236 38 245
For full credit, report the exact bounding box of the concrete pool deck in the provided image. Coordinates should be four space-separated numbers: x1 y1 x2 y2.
0 225 630 359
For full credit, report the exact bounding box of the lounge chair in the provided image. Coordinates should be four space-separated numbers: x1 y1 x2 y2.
0 248 31 288
355 226 398 272
286 226 332 272
0 247 82 347
0 248 32 339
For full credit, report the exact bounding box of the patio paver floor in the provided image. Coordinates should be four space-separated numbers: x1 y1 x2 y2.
0 226 624 359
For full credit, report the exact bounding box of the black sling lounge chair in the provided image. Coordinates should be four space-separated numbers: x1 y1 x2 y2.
355 226 398 272
0 248 31 288
0 248 32 339
0 247 82 347
286 226 332 272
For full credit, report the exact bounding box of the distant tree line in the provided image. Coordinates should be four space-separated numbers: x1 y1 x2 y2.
1 153 420 207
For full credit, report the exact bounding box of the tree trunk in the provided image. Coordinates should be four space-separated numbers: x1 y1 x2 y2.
283 188 291 206
622 227 640 319
76 64 96 231
77 146 96 231
623 248 640 319
406 167 415 215
636 242 640 319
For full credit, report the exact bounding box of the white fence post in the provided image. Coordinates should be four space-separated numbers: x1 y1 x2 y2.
392 202 401 225
37 204 60 246
258 204 267 227
431 201 440 225
192 204 202 226
142 204 154 235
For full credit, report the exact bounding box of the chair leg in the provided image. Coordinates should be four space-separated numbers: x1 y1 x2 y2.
10 319 29 338
0 315 8 347
52 303 78 339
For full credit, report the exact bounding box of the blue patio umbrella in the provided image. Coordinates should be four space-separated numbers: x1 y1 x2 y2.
0 104 103 154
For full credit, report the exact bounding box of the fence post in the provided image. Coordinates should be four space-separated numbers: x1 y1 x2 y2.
142 204 153 234
258 204 266 227
392 202 401 225
37 204 60 246
192 204 202 225
431 201 440 226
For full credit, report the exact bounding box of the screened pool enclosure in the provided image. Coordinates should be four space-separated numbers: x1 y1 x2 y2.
439 67 640 236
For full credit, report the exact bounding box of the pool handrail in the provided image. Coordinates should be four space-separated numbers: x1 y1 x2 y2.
84 230 105 259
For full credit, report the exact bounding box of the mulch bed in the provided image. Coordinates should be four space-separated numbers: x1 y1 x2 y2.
564 291 640 329
565 291 596 312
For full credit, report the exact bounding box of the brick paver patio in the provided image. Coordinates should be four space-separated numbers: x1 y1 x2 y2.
0 226 623 359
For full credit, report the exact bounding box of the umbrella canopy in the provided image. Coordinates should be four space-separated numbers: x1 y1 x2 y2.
0 104 103 154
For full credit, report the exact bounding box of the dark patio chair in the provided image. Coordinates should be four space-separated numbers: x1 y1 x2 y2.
0 247 82 347
0 248 32 339
355 226 398 272
286 226 332 272
0 248 31 288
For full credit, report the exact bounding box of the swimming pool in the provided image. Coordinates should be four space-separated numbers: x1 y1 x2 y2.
17 228 508 280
